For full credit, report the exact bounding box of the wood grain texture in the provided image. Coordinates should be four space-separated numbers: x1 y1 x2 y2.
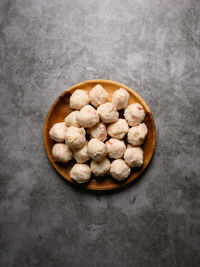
44 80 156 190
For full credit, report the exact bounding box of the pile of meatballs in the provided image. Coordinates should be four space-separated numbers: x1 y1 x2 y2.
49 84 148 184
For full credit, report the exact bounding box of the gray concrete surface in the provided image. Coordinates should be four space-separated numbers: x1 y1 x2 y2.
0 0 200 266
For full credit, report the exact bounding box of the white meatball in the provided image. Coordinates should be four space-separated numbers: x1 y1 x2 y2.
70 164 91 184
91 157 110 177
112 88 129 110
87 123 107 142
64 111 80 127
106 138 126 159
76 105 99 128
52 143 73 163
70 89 90 110
73 142 90 163
124 145 144 168
127 123 148 146
65 126 86 150
110 159 131 181
97 102 119 123
124 103 145 126
89 84 108 107
107 119 129 139
88 138 107 162
49 122 68 142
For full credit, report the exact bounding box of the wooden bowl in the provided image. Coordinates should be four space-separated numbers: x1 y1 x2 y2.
44 80 156 190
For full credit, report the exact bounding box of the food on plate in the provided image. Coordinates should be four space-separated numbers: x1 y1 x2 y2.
87 123 107 142
65 126 86 150
106 138 126 159
127 123 148 146
70 89 90 110
89 84 108 107
64 111 80 127
124 145 144 168
97 102 119 123
91 157 110 176
110 159 131 181
76 105 99 128
49 83 149 186
73 142 90 163
88 138 107 162
70 163 91 183
52 143 73 163
49 122 68 142
124 103 145 126
107 119 129 139
112 88 129 110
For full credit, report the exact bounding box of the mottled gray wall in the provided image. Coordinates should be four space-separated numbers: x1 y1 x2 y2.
0 0 200 266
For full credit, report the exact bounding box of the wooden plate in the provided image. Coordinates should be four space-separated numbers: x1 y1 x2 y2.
44 80 156 190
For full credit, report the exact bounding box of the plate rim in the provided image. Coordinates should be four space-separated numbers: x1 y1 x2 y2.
44 79 156 190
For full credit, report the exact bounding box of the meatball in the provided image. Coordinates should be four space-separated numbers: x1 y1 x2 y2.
73 142 90 163
97 102 119 123
127 123 148 146
124 103 145 126
64 111 80 128
88 138 107 162
70 89 90 110
70 163 91 183
49 122 68 142
89 84 108 107
91 157 110 177
107 119 129 139
76 105 99 128
87 123 107 142
106 138 126 159
124 145 144 168
65 126 86 150
110 159 130 181
112 88 129 110
52 143 73 163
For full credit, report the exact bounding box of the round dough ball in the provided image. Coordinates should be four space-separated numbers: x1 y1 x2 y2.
110 159 130 181
97 102 119 123
91 157 110 176
106 138 126 159
87 123 107 142
73 142 90 163
52 143 73 163
88 138 107 162
65 126 86 150
70 163 91 184
89 84 108 107
49 122 68 142
70 89 90 110
124 103 145 126
76 105 99 128
112 88 129 110
124 145 144 168
64 111 80 127
127 123 148 146
107 119 129 139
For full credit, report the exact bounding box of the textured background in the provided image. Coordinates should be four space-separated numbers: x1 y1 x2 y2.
0 0 200 266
